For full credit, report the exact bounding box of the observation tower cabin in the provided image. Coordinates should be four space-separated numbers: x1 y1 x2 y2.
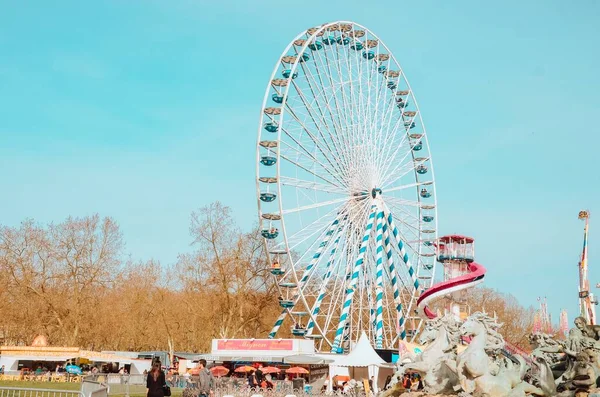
437 235 475 320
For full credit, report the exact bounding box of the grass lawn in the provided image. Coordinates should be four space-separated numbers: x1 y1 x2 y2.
0 381 183 397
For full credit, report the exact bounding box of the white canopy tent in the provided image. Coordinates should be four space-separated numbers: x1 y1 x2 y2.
328 333 394 393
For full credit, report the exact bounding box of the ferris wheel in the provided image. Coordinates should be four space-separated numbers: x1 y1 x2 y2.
256 21 438 352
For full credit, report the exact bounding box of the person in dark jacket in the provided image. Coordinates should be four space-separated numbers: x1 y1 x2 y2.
255 365 264 384
147 362 166 397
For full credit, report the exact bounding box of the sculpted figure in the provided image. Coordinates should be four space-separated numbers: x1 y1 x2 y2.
557 352 597 394
529 332 567 373
535 317 600 393
455 312 546 397
381 314 460 396
529 357 557 397
574 316 600 341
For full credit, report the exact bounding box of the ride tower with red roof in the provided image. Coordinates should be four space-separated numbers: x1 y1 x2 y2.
436 235 476 321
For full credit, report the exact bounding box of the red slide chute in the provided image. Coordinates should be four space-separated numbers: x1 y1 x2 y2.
416 262 486 319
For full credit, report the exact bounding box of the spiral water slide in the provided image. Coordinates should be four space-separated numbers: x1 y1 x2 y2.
415 262 531 363
416 262 486 319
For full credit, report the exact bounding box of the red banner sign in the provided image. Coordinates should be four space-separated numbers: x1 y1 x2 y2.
216 339 294 351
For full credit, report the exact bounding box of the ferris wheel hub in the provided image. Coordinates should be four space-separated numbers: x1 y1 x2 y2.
371 188 383 199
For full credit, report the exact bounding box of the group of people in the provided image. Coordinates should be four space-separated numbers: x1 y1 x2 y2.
246 365 274 390
401 372 423 391
146 359 215 397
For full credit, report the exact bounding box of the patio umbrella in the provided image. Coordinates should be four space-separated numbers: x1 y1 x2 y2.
209 366 230 377
333 375 350 382
234 365 255 373
261 366 280 374
285 367 309 375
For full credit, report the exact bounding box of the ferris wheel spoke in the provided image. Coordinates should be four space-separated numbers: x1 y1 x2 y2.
292 62 339 134
286 81 345 164
312 41 353 161
281 109 348 186
379 139 421 186
377 130 414 184
306 224 346 336
295 56 351 160
278 141 346 190
378 116 410 175
380 158 424 190
346 37 367 157
269 213 347 338
282 205 348 251
285 89 352 186
382 196 423 208
384 181 432 194
370 70 392 173
279 176 346 195
282 196 350 215
278 136 339 174
334 39 359 155
309 45 347 168
363 38 389 172
383 162 431 192
329 36 358 153
280 153 343 189
318 201 373 341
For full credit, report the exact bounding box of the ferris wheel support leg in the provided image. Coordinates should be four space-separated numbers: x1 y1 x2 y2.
268 217 342 339
306 226 344 336
331 205 377 353
374 209 385 349
382 221 406 341
384 210 420 293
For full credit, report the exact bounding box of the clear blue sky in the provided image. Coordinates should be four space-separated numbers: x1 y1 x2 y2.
1 0 599 324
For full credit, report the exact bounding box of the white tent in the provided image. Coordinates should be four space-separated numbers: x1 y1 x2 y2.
337 333 385 367
328 333 393 393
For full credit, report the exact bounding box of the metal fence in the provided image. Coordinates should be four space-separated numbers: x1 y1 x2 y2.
0 376 372 397
209 386 368 397
0 388 85 397
0 380 108 397
81 375 148 397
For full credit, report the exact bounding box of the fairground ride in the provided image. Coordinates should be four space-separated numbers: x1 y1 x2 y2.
256 21 485 353
578 210 596 324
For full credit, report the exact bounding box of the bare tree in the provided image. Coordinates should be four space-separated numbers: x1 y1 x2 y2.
177 202 277 339
0 215 122 346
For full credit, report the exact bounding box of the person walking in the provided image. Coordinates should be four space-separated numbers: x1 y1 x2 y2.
197 359 214 397
146 362 167 397
255 365 264 384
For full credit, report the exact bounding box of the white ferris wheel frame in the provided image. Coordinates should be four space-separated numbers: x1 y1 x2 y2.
255 20 439 349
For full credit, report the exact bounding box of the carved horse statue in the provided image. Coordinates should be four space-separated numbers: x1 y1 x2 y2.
457 312 546 397
398 314 461 394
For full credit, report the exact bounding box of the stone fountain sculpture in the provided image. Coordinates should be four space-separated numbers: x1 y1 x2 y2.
381 314 600 397
404 313 461 394
382 312 549 397
455 312 545 397
535 316 600 396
